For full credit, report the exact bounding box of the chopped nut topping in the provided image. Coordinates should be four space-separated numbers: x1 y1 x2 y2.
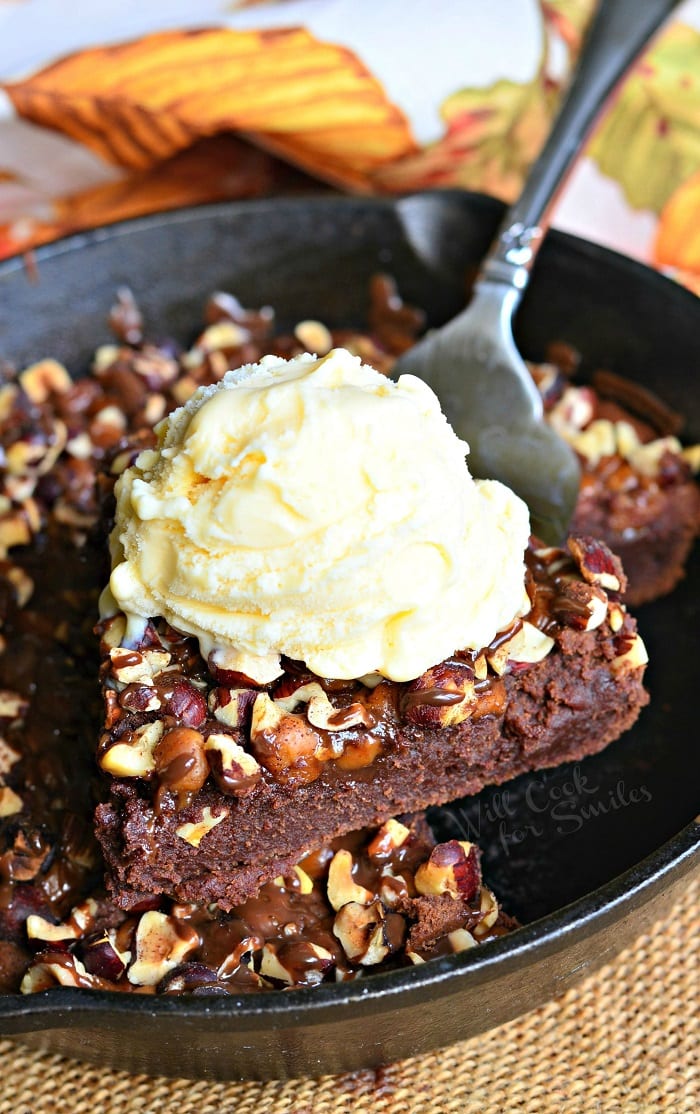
333 899 404 966
414 841 480 902
0 737 21 775
628 435 683 477
567 536 626 594
99 720 165 777
487 622 554 676
403 662 476 728
249 692 323 786
294 320 333 355
366 818 411 859
611 632 649 673
127 911 199 986
176 806 229 848
327 849 374 912
1 280 662 1001
18 359 72 403
109 646 171 685
203 733 261 797
681 444 700 473
0 786 23 817
0 691 29 723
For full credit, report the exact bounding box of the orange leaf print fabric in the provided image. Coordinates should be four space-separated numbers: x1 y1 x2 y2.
653 168 700 295
3 27 418 189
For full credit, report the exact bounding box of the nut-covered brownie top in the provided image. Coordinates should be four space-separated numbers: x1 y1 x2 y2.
529 348 699 528
95 530 645 798
0 280 521 997
0 279 669 998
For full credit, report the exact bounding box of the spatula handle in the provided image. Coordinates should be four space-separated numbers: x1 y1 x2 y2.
481 0 681 289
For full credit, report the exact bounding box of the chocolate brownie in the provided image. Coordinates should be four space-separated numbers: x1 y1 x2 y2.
0 521 514 995
94 537 648 910
530 353 700 606
20 814 516 995
0 286 521 996
0 519 517 992
0 284 651 994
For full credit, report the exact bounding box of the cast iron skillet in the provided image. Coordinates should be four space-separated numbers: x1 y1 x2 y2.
0 194 698 1081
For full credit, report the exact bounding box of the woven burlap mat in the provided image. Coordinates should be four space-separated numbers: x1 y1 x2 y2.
0 875 696 1114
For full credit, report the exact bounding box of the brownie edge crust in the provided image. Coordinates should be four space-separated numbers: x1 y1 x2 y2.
95 552 649 911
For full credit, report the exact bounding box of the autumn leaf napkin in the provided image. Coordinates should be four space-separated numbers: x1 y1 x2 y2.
0 0 698 290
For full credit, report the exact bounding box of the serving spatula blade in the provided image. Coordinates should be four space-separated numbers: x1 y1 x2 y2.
393 0 679 544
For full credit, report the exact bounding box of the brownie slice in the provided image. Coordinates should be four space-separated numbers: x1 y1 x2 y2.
531 358 700 606
94 537 649 910
20 813 516 994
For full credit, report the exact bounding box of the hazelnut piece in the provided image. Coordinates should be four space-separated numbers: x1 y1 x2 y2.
403 662 476 728
629 435 683 477
366 818 411 860
294 320 332 355
486 621 554 675
18 358 72 403
548 385 596 436
249 693 323 786
326 849 374 912
552 579 608 632
0 787 23 817
333 899 405 966
414 840 481 902
473 886 500 938
176 806 229 848
99 720 164 778
567 536 626 595
204 732 261 796
611 632 649 674
209 686 257 729
154 727 209 794
127 911 199 986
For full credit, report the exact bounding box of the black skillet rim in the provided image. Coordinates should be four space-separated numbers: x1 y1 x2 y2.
0 193 697 1032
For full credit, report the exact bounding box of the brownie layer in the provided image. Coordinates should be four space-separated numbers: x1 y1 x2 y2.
95 611 648 910
572 481 700 607
531 358 700 607
0 532 515 995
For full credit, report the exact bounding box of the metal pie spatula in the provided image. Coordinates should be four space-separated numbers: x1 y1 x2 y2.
393 0 679 543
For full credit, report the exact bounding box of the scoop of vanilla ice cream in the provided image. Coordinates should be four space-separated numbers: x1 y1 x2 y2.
108 348 531 683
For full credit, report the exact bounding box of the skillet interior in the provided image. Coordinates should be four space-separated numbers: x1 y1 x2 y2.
0 193 697 1079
